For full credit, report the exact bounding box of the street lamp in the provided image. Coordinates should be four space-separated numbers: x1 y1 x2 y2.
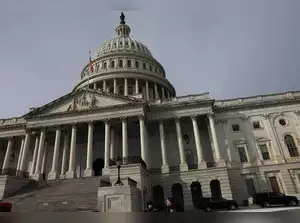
114 156 123 186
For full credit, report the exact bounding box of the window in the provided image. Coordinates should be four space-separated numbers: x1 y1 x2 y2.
279 119 287 126
103 62 107 69
111 60 115 68
237 146 248 163
119 60 123 68
149 65 152 72
259 144 270 160
143 62 146 69
232 124 240 132
127 60 131 68
135 61 139 68
284 135 299 157
245 178 256 196
128 86 134 95
253 122 261 129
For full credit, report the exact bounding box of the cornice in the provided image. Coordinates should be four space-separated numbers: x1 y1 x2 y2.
0 124 27 132
214 97 300 112
149 99 214 110
26 101 146 121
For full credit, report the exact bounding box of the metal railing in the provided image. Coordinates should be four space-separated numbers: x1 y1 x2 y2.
109 156 147 170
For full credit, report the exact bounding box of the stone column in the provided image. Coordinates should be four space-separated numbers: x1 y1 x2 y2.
16 137 25 171
122 117 128 158
191 115 206 168
208 113 225 166
167 91 170 98
103 80 106 92
113 79 117 94
66 124 77 179
93 82 97 90
154 84 159 99
139 115 148 165
2 137 14 174
60 133 69 179
33 128 46 179
159 120 169 173
124 78 128 96
110 128 115 160
102 120 111 175
30 136 39 176
161 87 166 99
41 142 48 174
175 118 188 171
84 122 94 177
135 79 139 94
48 126 61 180
145 81 149 100
19 131 31 173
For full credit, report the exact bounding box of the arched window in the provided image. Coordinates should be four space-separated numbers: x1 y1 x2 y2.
127 60 131 68
135 61 139 68
149 65 152 72
103 62 107 69
143 63 146 69
111 60 115 68
119 60 123 68
284 135 299 157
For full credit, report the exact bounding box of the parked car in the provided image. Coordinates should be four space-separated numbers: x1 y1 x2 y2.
196 197 238 212
253 192 299 208
0 202 12 212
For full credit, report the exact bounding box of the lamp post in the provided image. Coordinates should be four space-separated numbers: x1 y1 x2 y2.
114 156 123 186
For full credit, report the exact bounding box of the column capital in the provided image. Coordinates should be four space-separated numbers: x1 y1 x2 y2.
138 115 145 121
262 113 271 119
191 115 198 121
54 125 62 130
104 118 111 124
87 120 94 125
207 112 215 119
174 116 181 122
25 128 32 134
158 119 164 125
120 116 127 122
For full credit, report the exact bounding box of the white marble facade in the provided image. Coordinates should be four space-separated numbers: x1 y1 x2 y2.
1 13 300 208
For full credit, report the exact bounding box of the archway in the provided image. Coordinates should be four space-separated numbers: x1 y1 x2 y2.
171 183 184 211
190 181 203 208
92 158 104 176
153 185 165 211
210 179 222 200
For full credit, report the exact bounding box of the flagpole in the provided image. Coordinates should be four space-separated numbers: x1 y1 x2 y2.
88 51 92 88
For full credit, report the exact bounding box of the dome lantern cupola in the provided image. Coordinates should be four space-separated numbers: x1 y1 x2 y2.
115 12 131 37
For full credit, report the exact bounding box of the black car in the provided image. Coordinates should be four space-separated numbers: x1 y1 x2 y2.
253 192 299 208
196 197 238 212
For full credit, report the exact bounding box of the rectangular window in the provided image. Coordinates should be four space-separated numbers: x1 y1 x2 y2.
259 144 270 160
238 146 248 163
253 122 261 129
232 124 240 132
245 178 256 196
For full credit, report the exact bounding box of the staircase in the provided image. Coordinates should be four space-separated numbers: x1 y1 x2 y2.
4 177 104 212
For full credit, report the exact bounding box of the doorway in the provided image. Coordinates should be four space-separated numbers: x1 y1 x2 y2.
210 180 222 200
153 185 165 211
269 176 281 193
190 181 203 208
92 158 104 176
171 183 184 211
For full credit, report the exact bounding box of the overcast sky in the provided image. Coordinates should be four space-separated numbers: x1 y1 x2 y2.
0 0 299 118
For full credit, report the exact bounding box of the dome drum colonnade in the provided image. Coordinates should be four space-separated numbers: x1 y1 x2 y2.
73 13 175 101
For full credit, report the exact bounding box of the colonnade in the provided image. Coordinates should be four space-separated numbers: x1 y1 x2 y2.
0 113 223 179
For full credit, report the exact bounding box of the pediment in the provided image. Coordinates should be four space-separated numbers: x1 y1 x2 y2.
25 89 141 118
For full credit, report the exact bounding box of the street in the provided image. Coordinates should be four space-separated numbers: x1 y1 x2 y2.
220 206 300 212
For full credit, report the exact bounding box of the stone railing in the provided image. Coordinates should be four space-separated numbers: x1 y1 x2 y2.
0 168 30 179
110 156 147 170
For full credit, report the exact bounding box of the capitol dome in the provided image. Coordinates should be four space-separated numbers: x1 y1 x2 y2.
73 12 176 101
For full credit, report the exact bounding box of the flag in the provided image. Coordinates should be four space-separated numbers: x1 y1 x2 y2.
89 51 94 73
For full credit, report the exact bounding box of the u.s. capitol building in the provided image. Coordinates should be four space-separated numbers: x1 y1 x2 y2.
1 13 300 212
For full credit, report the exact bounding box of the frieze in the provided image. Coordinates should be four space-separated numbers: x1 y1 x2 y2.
67 92 98 112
